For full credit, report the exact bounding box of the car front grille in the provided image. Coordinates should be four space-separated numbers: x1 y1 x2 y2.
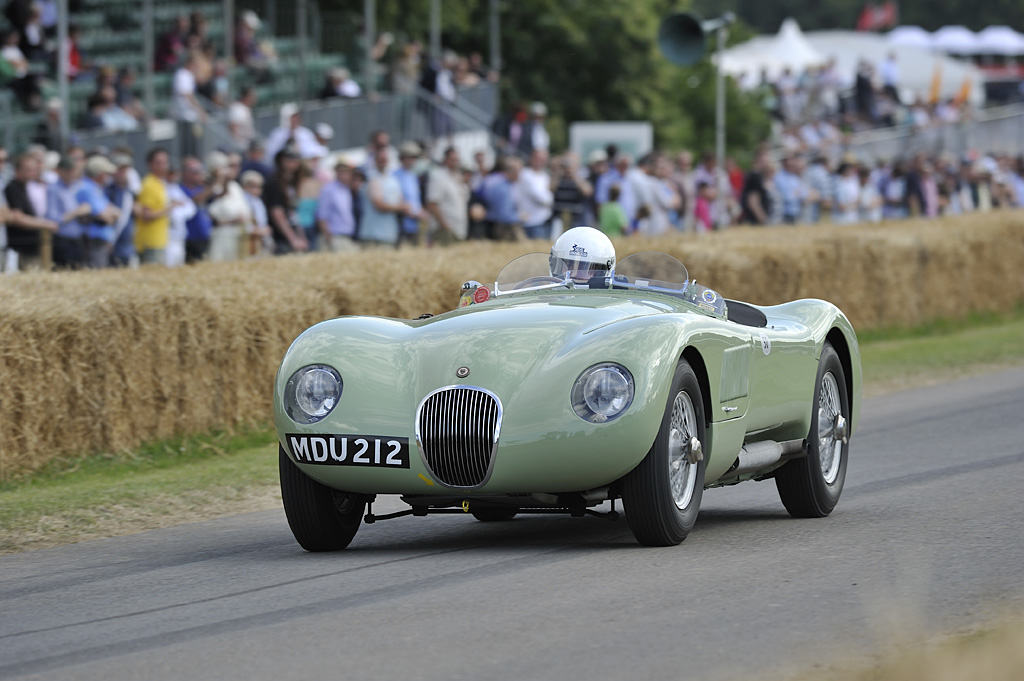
416 386 502 488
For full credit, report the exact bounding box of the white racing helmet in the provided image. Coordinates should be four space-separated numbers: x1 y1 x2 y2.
549 226 616 284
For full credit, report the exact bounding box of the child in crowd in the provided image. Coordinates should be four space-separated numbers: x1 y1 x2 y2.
598 184 627 237
694 181 716 233
240 170 272 256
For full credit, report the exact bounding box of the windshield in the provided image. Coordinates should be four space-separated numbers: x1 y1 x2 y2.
493 253 571 296
490 250 726 317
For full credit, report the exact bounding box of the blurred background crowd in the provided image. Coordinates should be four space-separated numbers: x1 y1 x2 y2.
1 0 1023 271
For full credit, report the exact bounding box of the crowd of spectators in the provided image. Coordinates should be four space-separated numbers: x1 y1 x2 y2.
3 91 1023 275
742 52 979 162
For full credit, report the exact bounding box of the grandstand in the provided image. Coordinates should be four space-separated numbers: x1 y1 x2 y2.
0 0 498 159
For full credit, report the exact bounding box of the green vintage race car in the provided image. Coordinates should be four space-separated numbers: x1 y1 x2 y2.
274 243 861 551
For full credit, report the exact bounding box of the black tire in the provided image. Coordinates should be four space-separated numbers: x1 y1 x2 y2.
470 508 518 522
622 359 707 546
775 342 850 518
279 445 366 551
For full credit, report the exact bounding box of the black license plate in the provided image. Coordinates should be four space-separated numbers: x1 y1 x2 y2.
286 434 410 468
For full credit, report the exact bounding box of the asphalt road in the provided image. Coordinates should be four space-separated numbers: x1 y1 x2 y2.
3 369 1024 681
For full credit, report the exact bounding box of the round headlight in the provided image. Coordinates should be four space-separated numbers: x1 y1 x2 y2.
571 363 634 423
285 365 342 424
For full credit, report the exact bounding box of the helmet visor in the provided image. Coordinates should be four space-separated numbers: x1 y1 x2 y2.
551 257 611 283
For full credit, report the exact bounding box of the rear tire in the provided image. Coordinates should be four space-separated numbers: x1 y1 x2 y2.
279 445 366 551
775 342 850 518
622 359 706 546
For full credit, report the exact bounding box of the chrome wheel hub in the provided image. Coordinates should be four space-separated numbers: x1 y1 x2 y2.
817 372 844 485
668 391 699 510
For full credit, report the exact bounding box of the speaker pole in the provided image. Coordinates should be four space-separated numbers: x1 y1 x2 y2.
715 21 727 227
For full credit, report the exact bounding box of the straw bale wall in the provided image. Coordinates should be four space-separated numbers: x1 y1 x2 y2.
1 212 1022 478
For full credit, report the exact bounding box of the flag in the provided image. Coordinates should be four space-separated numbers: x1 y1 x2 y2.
856 2 899 32
929 62 942 104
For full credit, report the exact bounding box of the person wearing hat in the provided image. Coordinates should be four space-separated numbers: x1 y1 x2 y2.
315 158 358 253
516 101 550 158
393 141 424 246
77 155 121 268
45 155 88 269
265 103 320 163
105 153 138 267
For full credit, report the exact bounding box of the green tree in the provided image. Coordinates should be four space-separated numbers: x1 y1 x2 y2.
325 0 770 153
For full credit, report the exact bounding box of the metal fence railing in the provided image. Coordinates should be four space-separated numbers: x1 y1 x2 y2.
842 103 1024 162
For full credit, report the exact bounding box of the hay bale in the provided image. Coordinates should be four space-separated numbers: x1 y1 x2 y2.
1 212 1023 479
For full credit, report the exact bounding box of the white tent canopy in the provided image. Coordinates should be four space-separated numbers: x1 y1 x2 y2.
804 30 985 106
975 26 1024 56
931 25 982 54
717 18 826 81
886 26 933 50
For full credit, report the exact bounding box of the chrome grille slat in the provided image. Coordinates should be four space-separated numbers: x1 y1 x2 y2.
416 386 502 488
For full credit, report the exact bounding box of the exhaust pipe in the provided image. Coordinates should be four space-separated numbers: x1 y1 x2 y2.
727 438 806 477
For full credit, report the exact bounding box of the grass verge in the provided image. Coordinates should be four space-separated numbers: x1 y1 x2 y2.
2 308 1024 554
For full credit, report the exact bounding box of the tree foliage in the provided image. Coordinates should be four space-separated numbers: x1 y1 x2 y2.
326 0 771 154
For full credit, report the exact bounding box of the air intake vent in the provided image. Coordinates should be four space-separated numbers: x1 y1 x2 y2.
415 386 502 488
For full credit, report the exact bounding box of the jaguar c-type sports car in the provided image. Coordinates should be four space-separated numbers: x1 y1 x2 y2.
274 248 861 551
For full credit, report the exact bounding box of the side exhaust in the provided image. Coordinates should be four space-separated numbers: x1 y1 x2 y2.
726 438 806 478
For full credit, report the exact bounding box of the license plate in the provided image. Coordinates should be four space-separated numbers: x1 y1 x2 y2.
286 434 410 468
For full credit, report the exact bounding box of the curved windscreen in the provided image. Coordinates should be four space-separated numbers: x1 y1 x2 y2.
613 252 689 291
493 253 571 296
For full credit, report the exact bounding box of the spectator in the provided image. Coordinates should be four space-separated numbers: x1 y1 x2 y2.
551 151 592 230
350 169 366 235
135 148 180 265
63 24 87 80
188 11 213 55
228 87 257 150
265 103 319 162
857 166 882 223
155 15 189 72
517 148 553 240
319 67 361 99
803 154 834 223
234 10 275 78
392 41 421 96
394 142 424 246
3 153 58 270
585 148 609 226
493 101 528 158
483 156 524 241
263 146 308 254
198 58 230 109
46 156 87 269
164 166 196 266
833 162 861 224
294 160 323 250
598 184 628 237
316 159 358 252
361 146 407 247
880 161 908 220
672 150 696 231
693 182 716 233
740 155 772 225
628 154 656 233
774 155 807 224
179 156 215 263
519 101 550 157
595 154 636 228
879 51 899 102
206 152 249 262
645 154 680 235
114 67 146 121
1 29 40 109
78 155 121 268
240 138 272 183
172 53 207 123
240 170 271 256
19 4 45 62
314 123 335 152
0 146 11 190
106 153 137 267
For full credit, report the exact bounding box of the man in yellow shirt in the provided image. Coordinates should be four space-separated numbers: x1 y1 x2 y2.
135 148 180 264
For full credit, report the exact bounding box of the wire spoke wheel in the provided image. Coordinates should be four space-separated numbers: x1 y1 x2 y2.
668 392 699 510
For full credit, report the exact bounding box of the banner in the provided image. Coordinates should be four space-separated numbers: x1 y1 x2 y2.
856 2 899 32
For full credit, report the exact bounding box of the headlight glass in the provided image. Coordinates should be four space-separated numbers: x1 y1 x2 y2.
571 363 634 423
285 365 342 424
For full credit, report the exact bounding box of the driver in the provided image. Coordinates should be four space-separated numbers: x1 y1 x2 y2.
549 226 616 286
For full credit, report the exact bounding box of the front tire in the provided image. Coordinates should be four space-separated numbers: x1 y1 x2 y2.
775 342 850 517
622 359 707 546
279 445 366 551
